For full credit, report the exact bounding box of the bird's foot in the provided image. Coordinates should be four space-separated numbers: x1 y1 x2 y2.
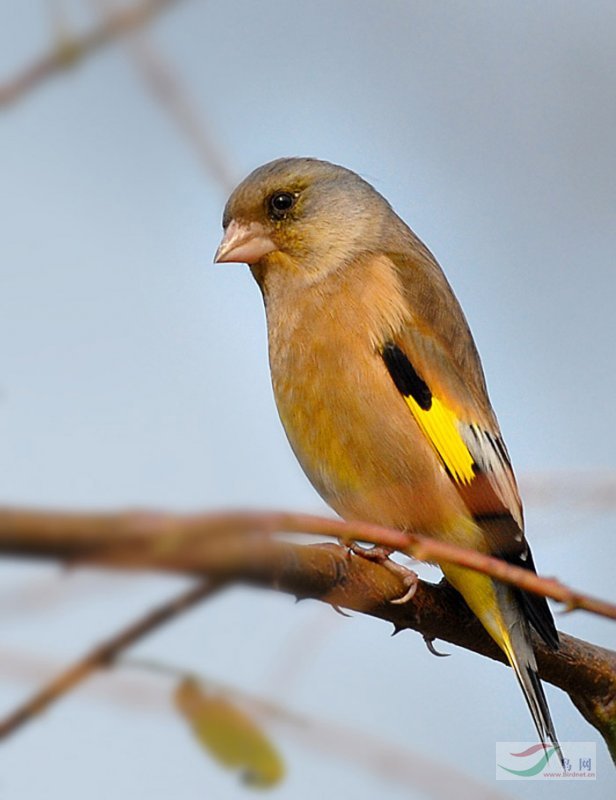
345 542 418 604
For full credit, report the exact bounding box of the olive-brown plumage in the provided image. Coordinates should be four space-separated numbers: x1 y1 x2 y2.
216 157 561 756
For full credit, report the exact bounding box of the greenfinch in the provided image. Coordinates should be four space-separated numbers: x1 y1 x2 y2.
215 157 561 755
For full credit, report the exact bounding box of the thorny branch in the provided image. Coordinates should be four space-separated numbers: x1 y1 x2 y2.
0 506 614 759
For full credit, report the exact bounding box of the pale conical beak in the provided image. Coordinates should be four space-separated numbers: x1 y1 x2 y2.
214 220 277 264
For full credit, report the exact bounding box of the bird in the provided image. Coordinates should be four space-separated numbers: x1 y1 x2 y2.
214 156 562 757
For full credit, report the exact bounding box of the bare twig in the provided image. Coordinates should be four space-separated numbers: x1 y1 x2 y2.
0 0 184 106
0 579 218 739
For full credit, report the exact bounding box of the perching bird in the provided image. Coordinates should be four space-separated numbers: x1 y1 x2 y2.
215 157 561 755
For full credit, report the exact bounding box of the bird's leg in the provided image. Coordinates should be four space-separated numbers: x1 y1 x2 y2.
343 541 419 604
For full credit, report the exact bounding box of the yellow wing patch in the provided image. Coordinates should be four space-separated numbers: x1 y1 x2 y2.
403 394 476 485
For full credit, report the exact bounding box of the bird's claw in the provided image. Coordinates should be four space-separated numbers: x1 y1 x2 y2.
345 542 393 563
389 574 419 605
344 542 418 605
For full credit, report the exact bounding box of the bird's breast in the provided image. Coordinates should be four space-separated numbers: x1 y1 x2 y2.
262 256 465 532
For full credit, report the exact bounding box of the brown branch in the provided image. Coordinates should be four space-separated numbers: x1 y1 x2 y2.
0 506 614 756
110 536 616 759
0 507 613 619
0 0 184 107
0 579 218 739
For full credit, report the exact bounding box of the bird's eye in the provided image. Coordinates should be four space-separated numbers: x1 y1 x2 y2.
268 191 296 219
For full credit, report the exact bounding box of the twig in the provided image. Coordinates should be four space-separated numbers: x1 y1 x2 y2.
0 579 218 739
0 0 183 106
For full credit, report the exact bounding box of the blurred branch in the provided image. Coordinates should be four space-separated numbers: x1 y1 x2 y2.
0 579 218 739
0 648 512 800
93 0 238 191
0 0 183 107
0 506 614 756
191 684 515 800
128 36 237 190
3 471 612 620
0 507 613 618
130 661 514 800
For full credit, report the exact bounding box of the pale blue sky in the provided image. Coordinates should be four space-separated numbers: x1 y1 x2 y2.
1 1 615 798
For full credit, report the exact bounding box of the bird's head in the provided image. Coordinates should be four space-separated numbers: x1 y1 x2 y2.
214 158 395 286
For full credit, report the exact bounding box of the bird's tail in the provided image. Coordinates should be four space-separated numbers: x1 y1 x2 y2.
493 581 564 768
443 563 564 768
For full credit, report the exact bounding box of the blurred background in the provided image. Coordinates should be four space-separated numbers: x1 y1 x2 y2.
1 1 615 797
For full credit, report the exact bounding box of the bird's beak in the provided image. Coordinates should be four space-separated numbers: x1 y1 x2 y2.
214 220 277 264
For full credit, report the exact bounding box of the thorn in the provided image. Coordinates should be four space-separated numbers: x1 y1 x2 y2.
424 636 450 657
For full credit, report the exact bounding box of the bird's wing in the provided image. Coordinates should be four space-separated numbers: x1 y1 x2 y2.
383 249 524 538
381 250 558 649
